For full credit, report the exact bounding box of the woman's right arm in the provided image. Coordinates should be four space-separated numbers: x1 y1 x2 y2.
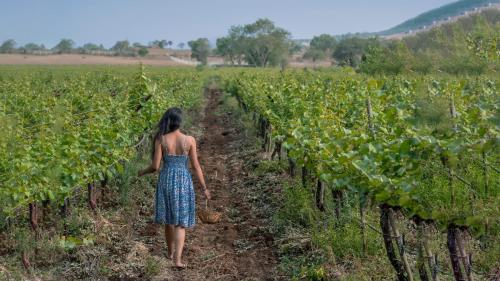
188 136 211 199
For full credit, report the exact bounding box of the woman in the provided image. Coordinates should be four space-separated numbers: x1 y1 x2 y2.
138 107 211 268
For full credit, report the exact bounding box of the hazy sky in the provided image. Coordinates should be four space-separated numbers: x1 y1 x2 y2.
1 0 455 48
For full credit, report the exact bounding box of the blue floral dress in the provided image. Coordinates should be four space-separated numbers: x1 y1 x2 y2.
154 136 196 227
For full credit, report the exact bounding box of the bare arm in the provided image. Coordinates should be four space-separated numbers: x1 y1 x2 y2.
138 137 162 176
188 137 211 199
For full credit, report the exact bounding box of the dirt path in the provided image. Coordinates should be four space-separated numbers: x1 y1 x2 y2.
140 89 280 281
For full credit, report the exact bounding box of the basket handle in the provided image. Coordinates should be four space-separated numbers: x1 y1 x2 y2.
205 199 209 210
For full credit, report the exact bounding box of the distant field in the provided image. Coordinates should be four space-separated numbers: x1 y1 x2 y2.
0 54 187 66
0 53 330 68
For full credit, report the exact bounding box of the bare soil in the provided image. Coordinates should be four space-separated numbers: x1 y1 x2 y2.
0 54 186 66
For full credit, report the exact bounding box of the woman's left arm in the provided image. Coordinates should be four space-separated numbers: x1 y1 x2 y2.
138 138 162 176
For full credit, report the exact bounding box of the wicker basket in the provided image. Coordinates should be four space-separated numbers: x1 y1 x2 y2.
198 199 221 224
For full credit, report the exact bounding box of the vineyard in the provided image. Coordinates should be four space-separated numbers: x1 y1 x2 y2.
220 69 499 280
0 66 204 227
0 66 498 280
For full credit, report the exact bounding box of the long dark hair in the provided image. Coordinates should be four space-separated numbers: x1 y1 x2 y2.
152 107 182 159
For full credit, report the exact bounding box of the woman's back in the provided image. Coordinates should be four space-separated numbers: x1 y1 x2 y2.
161 132 191 156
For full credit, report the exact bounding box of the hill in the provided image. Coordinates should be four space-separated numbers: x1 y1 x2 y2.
379 0 499 36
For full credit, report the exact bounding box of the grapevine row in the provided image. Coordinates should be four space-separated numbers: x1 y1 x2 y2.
221 70 498 280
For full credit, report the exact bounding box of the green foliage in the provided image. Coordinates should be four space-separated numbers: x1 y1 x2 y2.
358 10 499 74
150 39 171 49
137 47 149 57
22 43 46 54
310 34 337 52
379 0 497 35
216 18 293 67
222 69 499 235
274 183 317 229
222 69 498 279
304 34 337 62
0 39 17 53
188 38 211 65
359 41 407 75
79 43 105 54
144 256 161 277
0 66 205 219
303 48 327 62
332 37 374 67
215 26 246 65
52 38 75 54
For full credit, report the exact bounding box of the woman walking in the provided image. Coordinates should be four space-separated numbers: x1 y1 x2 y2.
139 107 211 268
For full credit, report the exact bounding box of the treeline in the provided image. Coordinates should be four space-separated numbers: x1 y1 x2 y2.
303 9 499 74
189 9 498 73
0 38 182 57
189 19 301 67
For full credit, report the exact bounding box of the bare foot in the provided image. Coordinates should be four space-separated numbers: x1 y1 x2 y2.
174 262 187 269
174 258 187 268
166 248 174 260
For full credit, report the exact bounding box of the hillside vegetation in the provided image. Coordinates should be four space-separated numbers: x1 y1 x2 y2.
379 0 499 35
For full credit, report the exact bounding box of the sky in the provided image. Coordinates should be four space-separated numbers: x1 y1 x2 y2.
0 0 456 48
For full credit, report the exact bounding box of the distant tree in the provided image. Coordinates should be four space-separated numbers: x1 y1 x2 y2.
332 37 373 67
216 37 233 63
167 40 173 47
133 42 144 48
303 34 337 62
22 43 44 54
242 19 291 67
111 40 132 55
289 41 303 54
177 42 185 49
138 47 149 57
150 39 170 48
217 19 292 67
188 38 211 65
216 26 245 65
310 34 337 53
0 39 17 53
360 41 408 74
159 40 167 48
303 48 326 62
53 38 75 54
80 43 103 54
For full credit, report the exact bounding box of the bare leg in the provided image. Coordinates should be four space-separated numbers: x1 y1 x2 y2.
173 225 186 267
164 224 175 259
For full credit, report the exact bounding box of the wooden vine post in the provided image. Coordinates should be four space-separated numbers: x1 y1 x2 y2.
28 202 38 232
301 165 308 188
415 218 431 281
271 141 282 161
422 222 439 281
380 205 409 281
359 193 367 256
87 182 97 211
447 225 466 281
286 149 296 177
456 229 473 281
389 209 414 281
367 93 413 280
315 179 325 211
